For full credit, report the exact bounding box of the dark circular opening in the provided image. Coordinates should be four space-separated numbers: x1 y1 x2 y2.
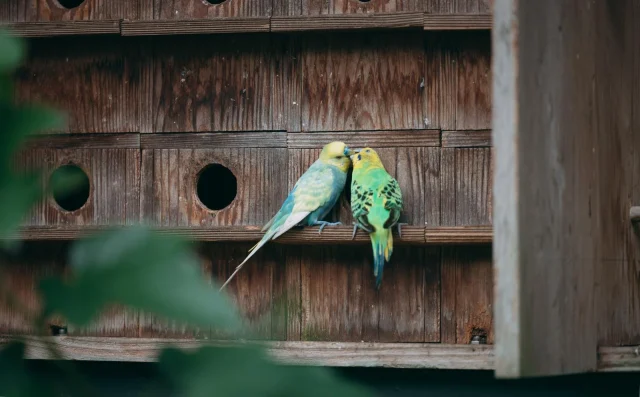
205 0 227 4
50 164 90 212
196 164 237 211
358 0 372 2
57 0 85 9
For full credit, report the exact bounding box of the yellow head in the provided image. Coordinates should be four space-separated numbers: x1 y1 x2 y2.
350 147 385 171
319 141 353 173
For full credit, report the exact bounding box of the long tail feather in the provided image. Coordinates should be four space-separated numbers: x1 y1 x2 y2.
219 211 311 291
370 228 393 289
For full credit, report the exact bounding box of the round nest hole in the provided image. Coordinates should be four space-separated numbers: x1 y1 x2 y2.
57 0 85 9
50 164 90 212
196 164 237 211
205 0 228 4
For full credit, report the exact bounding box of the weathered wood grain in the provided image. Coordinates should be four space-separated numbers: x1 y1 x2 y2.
1 20 119 36
3 336 636 371
15 149 140 226
6 0 138 21
441 130 491 147
140 133 287 149
121 18 270 36
14 37 142 134
440 148 493 344
592 0 640 347
423 14 491 30
141 148 287 227
12 225 491 244
493 0 598 377
424 31 491 130
24 134 140 150
0 242 139 337
424 0 493 14
152 0 271 19
151 35 272 132
273 0 421 16
300 31 425 131
271 12 423 32
287 130 439 148
271 35 302 132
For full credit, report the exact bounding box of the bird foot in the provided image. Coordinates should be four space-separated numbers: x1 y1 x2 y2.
313 221 342 234
396 223 409 238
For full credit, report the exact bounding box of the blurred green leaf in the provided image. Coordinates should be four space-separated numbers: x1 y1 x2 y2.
0 31 24 72
40 227 240 331
158 345 373 397
0 173 42 241
0 341 51 397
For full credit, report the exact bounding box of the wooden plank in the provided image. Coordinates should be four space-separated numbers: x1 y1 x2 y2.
24 134 140 149
456 30 492 130
425 0 493 14
3 337 636 371
151 35 272 132
300 31 425 131
9 0 138 21
441 130 491 147
152 0 271 19
121 18 270 36
440 148 493 344
271 12 423 32
274 0 421 16
592 0 640 347
1 21 120 36
287 130 440 148
15 149 140 226
12 225 491 244
141 133 287 149
141 148 288 226
14 37 142 134
493 0 598 377
271 35 302 132
424 32 456 130
423 14 492 30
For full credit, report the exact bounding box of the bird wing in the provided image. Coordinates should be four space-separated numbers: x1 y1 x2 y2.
351 178 374 231
381 176 403 229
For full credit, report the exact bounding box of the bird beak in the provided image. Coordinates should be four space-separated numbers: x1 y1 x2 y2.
348 148 362 160
344 147 355 156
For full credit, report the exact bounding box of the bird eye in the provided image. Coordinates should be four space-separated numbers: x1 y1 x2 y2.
365 149 370 153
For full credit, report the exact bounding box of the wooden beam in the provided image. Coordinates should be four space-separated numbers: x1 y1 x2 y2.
423 14 492 31
11 225 491 245
140 132 287 149
24 134 140 150
121 18 270 36
1 21 120 37
493 0 602 377
441 130 492 148
1 336 636 372
271 12 423 32
287 130 440 149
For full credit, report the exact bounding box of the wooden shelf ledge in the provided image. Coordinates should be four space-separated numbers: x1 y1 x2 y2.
12 225 492 245
423 14 492 30
1 336 636 372
2 14 492 38
271 12 423 32
1 21 120 37
121 18 270 36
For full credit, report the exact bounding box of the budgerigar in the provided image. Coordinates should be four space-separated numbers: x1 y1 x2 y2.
350 147 404 289
220 141 353 290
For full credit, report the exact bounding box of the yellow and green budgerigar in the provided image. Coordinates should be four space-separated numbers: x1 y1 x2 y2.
220 141 354 290
350 147 404 289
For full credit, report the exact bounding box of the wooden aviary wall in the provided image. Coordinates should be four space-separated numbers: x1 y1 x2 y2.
0 0 638 374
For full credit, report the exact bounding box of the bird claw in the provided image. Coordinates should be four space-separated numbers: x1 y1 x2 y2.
396 223 409 238
351 223 372 239
314 221 342 234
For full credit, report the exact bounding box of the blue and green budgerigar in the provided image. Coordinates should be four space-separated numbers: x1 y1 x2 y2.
350 147 404 289
220 141 353 290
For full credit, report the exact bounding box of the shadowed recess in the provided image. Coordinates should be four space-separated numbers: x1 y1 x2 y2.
50 164 90 212
196 164 237 211
56 0 85 9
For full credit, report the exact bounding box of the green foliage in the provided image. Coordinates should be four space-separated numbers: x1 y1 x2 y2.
0 30 373 397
